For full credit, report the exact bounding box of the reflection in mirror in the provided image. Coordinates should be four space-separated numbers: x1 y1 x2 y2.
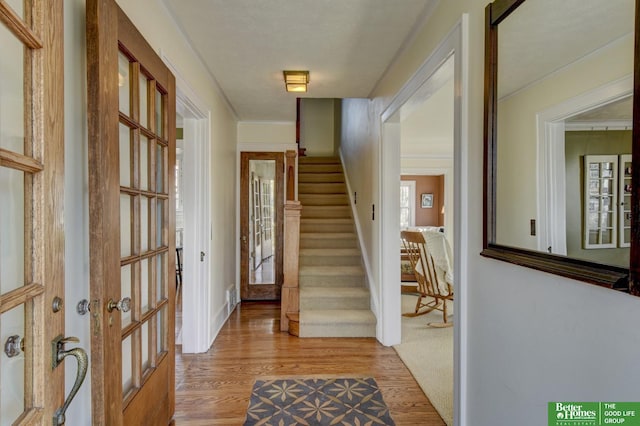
484 0 637 289
248 159 276 285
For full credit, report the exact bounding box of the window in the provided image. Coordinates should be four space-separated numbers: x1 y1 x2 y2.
400 180 416 228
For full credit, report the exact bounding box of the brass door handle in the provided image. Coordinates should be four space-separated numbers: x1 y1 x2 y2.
107 297 131 313
52 335 88 425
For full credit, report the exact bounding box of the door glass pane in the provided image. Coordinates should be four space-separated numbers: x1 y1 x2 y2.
156 307 166 354
139 74 148 129
156 253 166 302
5 0 24 19
155 88 163 137
0 167 24 292
122 334 133 396
140 136 149 191
119 123 132 187
141 320 150 373
121 264 132 328
248 160 276 285
120 194 132 257
156 144 164 193
1 305 25 425
141 258 150 314
118 52 130 116
156 199 164 248
0 24 24 154
141 196 149 253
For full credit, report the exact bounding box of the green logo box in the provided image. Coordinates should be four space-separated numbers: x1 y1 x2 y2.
549 402 640 426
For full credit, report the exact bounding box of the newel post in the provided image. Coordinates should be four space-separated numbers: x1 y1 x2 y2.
281 201 302 331
281 150 300 332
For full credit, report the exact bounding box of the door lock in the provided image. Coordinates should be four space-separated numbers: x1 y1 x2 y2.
200 251 206 262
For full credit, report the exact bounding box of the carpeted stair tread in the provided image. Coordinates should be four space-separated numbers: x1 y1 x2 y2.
298 156 341 164
299 310 376 338
300 232 357 239
299 265 364 276
300 287 370 310
299 182 347 194
298 173 345 183
298 194 349 205
300 248 361 256
301 206 351 218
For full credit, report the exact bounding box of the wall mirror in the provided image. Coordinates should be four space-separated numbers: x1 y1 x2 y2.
483 0 640 294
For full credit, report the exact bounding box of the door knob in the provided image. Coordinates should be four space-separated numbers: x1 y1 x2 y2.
107 297 131 313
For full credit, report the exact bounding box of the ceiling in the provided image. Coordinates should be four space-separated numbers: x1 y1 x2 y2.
162 0 436 121
498 0 633 99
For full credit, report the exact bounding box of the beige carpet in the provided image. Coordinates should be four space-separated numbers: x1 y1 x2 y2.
394 294 453 425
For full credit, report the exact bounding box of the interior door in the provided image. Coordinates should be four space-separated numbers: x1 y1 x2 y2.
86 1 176 424
0 1 71 424
240 152 284 300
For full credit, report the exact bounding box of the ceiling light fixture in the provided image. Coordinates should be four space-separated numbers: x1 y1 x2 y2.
283 70 309 93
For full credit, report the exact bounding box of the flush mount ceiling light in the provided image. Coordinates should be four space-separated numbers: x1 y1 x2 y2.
283 70 309 93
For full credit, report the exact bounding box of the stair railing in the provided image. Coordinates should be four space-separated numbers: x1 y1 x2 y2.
281 150 301 332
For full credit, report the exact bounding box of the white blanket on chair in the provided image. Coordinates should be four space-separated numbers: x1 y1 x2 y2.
422 230 454 287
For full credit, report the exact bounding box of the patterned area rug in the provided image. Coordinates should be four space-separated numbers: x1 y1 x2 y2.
243 377 396 426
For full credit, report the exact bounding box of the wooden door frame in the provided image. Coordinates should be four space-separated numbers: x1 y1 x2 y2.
240 152 284 300
86 1 176 424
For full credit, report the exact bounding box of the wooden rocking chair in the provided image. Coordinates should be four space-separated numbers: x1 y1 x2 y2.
400 230 454 327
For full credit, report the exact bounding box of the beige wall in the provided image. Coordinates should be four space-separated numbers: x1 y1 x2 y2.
301 98 338 156
238 121 296 145
496 36 632 249
340 1 640 425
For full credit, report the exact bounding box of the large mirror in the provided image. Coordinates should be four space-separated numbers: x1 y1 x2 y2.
483 0 639 293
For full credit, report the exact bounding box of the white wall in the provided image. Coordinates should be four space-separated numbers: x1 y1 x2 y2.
340 1 640 426
301 98 338 156
63 0 237 422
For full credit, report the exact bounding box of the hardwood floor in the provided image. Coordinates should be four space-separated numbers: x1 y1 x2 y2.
173 301 445 425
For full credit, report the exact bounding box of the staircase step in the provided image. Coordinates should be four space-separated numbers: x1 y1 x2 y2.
299 233 359 248
299 182 347 194
301 205 351 219
299 193 349 206
300 287 370 310
299 163 343 173
299 310 376 338
299 248 361 266
300 218 353 233
299 266 364 287
298 173 345 183
298 157 340 164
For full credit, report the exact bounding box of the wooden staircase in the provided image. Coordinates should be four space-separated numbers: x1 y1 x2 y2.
296 157 376 337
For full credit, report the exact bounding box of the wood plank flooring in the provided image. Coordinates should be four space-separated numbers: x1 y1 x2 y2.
173 301 445 425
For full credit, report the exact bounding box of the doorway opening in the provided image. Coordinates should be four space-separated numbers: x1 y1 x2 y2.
379 15 469 425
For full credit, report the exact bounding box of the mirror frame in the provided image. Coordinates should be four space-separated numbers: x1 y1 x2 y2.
482 0 640 294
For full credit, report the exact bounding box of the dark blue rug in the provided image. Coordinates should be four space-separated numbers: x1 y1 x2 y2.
243 377 396 426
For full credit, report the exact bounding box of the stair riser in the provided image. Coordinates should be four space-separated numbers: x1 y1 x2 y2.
299 275 364 287
299 238 358 249
298 194 349 205
299 164 343 173
298 174 345 183
300 296 370 310
302 207 351 219
299 324 376 338
299 183 346 194
300 223 353 233
300 255 361 266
